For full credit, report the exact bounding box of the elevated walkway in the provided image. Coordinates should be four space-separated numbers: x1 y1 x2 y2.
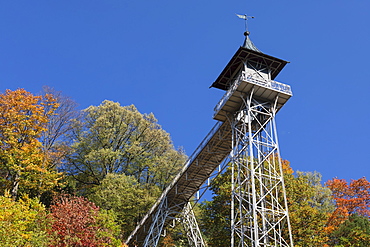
126 73 292 246
126 120 233 245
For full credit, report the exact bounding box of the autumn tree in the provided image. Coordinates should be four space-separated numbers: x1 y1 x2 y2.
325 177 370 245
326 177 370 219
0 89 62 199
284 169 334 246
40 86 79 170
0 192 50 246
48 194 122 246
88 173 160 238
64 100 186 191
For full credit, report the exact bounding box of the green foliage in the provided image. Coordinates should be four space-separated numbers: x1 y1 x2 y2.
94 209 123 247
159 223 189 247
199 168 231 246
65 100 186 191
329 214 370 246
0 193 50 247
89 173 160 238
284 170 335 246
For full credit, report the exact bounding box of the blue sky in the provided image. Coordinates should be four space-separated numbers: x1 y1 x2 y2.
1 0 369 183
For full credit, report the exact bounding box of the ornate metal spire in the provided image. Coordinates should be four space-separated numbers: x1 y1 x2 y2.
236 14 262 52
242 31 261 52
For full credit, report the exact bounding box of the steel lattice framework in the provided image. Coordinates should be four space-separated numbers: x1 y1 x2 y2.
230 94 293 246
142 199 205 247
181 202 207 247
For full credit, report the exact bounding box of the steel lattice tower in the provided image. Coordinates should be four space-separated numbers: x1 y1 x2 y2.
212 31 293 246
126 31 293 247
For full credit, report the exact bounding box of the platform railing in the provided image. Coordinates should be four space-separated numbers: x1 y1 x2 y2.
214 72 292 117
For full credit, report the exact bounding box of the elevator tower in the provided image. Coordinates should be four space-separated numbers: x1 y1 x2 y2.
126 30 294 247
212 31 293 246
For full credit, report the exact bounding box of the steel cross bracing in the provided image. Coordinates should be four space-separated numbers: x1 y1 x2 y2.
229 94 293 247
126 72 293 247
142 197 169 247
181 202 207 247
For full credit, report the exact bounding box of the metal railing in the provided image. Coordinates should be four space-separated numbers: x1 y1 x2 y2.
214 72 292 117
185 121 223 168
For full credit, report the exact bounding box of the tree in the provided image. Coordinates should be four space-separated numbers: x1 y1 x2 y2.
65 100 186 191
40 86 79 170
88 173 160 238
284 169 334 246
325 177 370 244
329 214 370 246
0 88 62 199
326 177 370 219
48 194 122 246
0 192 50 246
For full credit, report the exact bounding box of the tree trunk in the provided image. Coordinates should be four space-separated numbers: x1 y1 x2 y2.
11 172 20 200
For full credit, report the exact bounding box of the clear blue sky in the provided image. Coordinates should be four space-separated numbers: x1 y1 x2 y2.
1 0 369 183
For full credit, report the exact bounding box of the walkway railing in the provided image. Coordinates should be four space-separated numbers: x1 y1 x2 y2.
214 72 292 117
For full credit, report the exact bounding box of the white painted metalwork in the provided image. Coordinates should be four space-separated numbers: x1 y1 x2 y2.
181 202 207 247
214 72 292 118
230 91 293 246
142 199 206 247
143 197 169 247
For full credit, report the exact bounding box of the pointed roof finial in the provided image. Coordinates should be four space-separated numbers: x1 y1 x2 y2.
236 14 261 53
242 32 261 52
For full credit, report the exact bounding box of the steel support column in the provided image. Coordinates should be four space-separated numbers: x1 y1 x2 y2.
230 91 293 247
143 197 169 247
181 202 206 247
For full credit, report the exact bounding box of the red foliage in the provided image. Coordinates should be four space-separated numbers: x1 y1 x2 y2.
48 194 101 247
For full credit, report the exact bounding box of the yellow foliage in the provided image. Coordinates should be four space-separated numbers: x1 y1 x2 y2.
0 193 50 246
0 89 62 198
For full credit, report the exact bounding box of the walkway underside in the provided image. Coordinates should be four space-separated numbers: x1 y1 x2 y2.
126 120 233 246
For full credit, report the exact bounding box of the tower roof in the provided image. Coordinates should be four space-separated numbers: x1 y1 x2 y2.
211 32 289 91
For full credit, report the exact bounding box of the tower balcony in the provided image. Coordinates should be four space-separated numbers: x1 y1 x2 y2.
213 72 292 122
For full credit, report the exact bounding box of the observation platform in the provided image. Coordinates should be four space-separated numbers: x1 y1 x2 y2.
214 72 292 122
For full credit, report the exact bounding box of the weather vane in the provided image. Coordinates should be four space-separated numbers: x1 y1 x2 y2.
236 14 255 33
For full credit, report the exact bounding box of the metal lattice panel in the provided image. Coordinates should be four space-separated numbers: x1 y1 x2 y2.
230 93 293 246
181 202 206 247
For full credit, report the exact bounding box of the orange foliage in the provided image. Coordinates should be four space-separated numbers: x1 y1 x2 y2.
161 234 176 247
0 88 61 198
281 159 293 175
326 177 370 217
325 177 370 232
